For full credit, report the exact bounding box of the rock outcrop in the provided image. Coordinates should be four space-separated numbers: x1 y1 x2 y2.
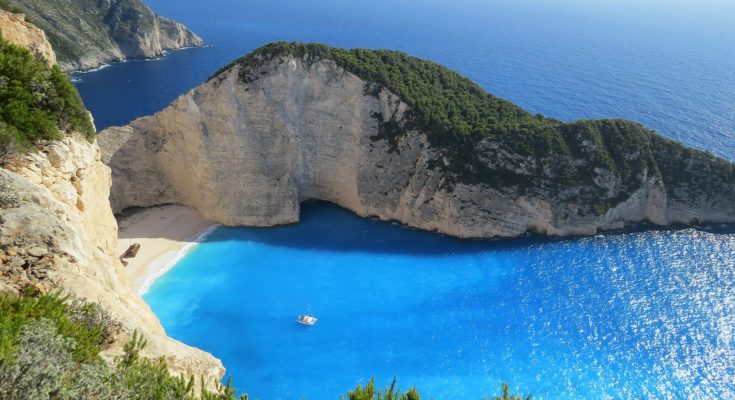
0 10 56 65
5 0 203 72
0 11 221 390
99 44 735 238
0 136 224 387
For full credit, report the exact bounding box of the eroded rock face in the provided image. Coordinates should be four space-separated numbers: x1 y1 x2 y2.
0 136 224 388
97 55 735 238
0 10 56 65
6 0 203 72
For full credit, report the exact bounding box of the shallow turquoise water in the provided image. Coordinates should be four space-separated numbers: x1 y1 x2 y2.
145 203 735 399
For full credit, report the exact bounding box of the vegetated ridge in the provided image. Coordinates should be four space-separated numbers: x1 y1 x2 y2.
101 42 735 238
218 42 732 212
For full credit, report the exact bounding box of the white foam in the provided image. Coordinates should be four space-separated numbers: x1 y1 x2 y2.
76 63 112 74
134 223 220 296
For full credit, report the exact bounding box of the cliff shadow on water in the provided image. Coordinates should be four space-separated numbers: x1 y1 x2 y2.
117 201 735 257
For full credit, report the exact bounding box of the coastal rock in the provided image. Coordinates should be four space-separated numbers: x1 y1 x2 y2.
0 10 56 65
0 136 224 389
5 0 203 72
99 46 735 238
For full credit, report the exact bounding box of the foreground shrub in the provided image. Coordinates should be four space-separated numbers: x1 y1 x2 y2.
341 377 420 400
0 34 94 155
0 291 108 363
341 378 531 400
0 292 247 400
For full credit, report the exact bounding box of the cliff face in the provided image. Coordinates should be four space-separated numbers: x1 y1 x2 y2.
98 49 735 238
5 0 203 72
0 10 56 65
0 136 224 384
0 12 222 389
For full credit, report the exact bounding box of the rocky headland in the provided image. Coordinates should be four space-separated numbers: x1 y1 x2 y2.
100 42 735 239
2 0 203 72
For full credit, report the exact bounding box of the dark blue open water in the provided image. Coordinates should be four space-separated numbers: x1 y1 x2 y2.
74 0 735 398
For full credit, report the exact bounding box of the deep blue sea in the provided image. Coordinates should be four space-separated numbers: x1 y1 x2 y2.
74 0 735 398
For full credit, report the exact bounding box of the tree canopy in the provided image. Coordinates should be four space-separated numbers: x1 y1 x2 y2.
0 34 94 154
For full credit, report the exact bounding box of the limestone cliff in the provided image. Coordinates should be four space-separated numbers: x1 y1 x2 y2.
0 136 224 385
0 10 56 65
99 43 735 238
0 11 222 390
5 0 203 72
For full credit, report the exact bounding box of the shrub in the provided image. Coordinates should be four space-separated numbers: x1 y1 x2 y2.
485 383 532 400
341 378 530 400
0 174 18 207
341 377 420 400
0 291 106 363
0 319 75 400
0 33 94 154
0 291 248 400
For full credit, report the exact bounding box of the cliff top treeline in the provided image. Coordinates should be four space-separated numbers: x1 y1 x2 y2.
215 42 734 212
0 34 94 155
214 41 542 134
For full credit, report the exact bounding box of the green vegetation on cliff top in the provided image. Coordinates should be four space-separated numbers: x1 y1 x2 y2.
214 42 541 135
0 34 94 154
216 42 734 211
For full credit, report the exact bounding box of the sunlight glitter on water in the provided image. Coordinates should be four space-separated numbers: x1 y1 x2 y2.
144 204 735 399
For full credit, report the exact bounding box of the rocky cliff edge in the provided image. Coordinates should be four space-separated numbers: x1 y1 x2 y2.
98 45 735 238
0 10 56 65
0 136 224 388
5 0 203 72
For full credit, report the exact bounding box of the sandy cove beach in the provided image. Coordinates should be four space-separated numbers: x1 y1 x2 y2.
116 205 217 295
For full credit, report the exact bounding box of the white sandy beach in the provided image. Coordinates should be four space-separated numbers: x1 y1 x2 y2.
116 205 217 295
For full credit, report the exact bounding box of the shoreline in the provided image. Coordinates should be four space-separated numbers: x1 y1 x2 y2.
68 45 210 75
116 205 218 295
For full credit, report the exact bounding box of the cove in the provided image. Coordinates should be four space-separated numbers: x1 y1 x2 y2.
144 202 735 399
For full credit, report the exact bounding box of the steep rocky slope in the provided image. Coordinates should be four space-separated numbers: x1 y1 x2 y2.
0 137 224 387
4 0 203 71
100 43 735 238
0 10 55 65
0 16 223 386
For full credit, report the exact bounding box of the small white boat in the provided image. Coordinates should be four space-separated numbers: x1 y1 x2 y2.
297 314 318 326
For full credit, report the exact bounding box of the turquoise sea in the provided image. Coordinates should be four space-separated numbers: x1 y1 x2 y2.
74 0 735 398
143 203 735 399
